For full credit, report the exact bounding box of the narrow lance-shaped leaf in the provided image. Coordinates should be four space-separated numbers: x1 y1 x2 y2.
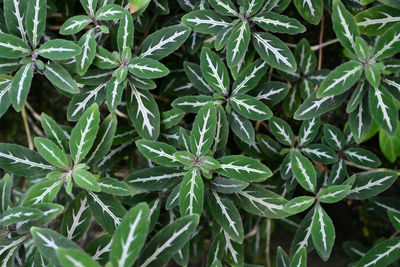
38 39 81 60
251 12 306 34
118 11 134 52
179 168 204 216
183 62 214 94
127 84 160 140
217 155 272 182
0 33 30 58
317 61 363 98
0 206 43 226
200 48 230 96
44 62 80 94
332 0 359 54
41 112 69 152
26 0 46 48
95 4 125 20
209 0 238 16
137 215 199 267
128 57 169 79
373 22 400 60
60 15 92 35
209 190 244 243
252 32 296 72
229 111 255 144
69 103 100 164
344 147 380 167
355 6 400 36
10 63 34 111
230 94 272 121
369 86 398 136
190 102 216 157
290 150 317 193
136 139 180 167
290 247 307 267
140 25 191 60
0 143 55 176
126 167 185 191
73 168 101 192
20 179 63 206
34 137 69 169
269 116 294 146
349 97 372 144
182 10 232 35
232 58 268 95
311 204 335 261
356 237 400 267
347 171 398 200
0 174 11 213
226 21 250 68
76 29 96 76
284 196 315 214
110 203 149 267
4 0 27 41
81 0 98 17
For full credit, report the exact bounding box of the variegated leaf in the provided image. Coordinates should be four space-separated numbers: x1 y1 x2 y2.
294 0 323 25
136 139 180 167
348 171 398 200
190 102 216 157
311 204 335 261
251 12 306 34
226 21 250 68
332 0 359 53
182 10 232 35
290 150 317 193
200 48 229 96
179 168 204 216
76 29 96 76
369 86 398 136
26 0 46 48
60 15 92 35
10 63 33 111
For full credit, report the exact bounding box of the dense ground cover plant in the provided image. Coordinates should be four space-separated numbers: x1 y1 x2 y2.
0 0 400 266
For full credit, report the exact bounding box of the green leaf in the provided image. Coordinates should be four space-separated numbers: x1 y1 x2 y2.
161 109 184 130
182 10 232 35
70 103 100 163
57 248 100 267
172 95 221 113
98 178 134 196
379 126 400 163
356 237 400 267
332 0 359 53
179 168 204 216
209 190 243 243
183 62 214 94
317 61 362 98
294 91 348 120
20 179 63 206
126 167 184 191
3 0 27 41
73 168 101 192
209 0 237 16
323 124 345 151
355 5 400 36
311 204 335 261
0 206 43 226
328 159 347 185
60 15 92 35
128 57 169 79
140 25 191 60
127 84 160 140
137 215 199 267
110 202 149 267
230 94 272 121
318 185 351 203
38 39 81 60
344 147 380 167
252 32 296 72
86 112 117 166
136 139 180 167
31 227 82 267
228 111 255 144
76 29 96 76
211 177 248 194
95 4 125 20
94 47 119 69
284 196 315 214
254 81 290 106
294 0 322 25
388 211 400 232
232 185 288 218
217 155 272 182
34 137 69 169
200 48 229 96
117 11 134 52
80 0 98 17
10 63 33 111
61 191 92 241
226 21 250 68
349 97 372 144
290 150 317 193
26 0 46 48
244 0 264 16
373 22 400 60
251 12 306 34
0 143 55 176
369 86 398 136
301 144 338 164
276 246 290 267
232 59 268 95
382 77 400 102
347 171 398 199
44 62 80 94
190 102 216 157
347 81 368 113
87 191 127 233
298 117 320 146
269 116 294 146
105 78 124 112
41 113 69 152
365 64 381 88
0 174 11 213
67 82 107 121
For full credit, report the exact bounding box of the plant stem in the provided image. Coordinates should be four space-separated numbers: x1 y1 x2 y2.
21 106 34 150
318 9 325 70
265 218 271 267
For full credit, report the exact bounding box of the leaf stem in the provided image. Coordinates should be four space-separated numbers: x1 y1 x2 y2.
21 106 34 150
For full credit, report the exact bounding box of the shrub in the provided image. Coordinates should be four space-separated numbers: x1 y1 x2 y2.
0 0 400 266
